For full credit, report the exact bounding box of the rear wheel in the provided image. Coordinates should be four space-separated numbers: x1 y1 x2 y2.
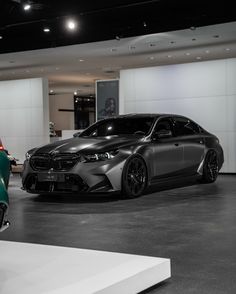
202 150 219 183
122 156 147 198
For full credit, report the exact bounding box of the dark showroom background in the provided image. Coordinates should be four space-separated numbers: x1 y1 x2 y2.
0 1 236 294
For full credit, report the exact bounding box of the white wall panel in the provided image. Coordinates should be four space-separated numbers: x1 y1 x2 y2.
120 58 236 173
0 78 49 163
226 58 236 95
227 95 236 132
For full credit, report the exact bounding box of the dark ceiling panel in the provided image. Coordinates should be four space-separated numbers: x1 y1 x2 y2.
0 0 235 54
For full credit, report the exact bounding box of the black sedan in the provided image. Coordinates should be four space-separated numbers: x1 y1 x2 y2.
22 114 224 198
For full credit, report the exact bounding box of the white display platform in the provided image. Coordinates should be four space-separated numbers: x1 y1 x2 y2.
0 241 171 294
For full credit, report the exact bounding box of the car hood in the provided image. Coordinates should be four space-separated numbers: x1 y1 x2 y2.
34 135 143 155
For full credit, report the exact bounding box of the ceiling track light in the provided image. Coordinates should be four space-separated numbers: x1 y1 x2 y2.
66 19 77 31
23 3 31 11
43 27 50 33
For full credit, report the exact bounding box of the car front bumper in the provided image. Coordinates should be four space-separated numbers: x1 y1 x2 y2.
22 154 128 194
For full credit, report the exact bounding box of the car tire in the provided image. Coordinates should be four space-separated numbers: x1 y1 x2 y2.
201 150 219 183
122 155 148 198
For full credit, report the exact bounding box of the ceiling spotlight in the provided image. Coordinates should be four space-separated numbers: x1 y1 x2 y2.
185 52 191 56
205 50 210 54
74 91 78 95
23 3 31 11
225 48 231 51
143 22 147 27
66 19 77 31
50 90 54 94
44 28 50 33
0 36 2 40
167 55 172 58
196 56 202 60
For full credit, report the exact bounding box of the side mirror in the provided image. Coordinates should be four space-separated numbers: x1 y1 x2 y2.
73 131 81 137
153 129 172 140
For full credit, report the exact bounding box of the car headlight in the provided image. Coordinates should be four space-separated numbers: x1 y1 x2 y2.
25 148 36 161
25 152 31 161
83 150 118 162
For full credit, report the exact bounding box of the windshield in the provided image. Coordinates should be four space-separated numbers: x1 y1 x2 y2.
80 117 155 137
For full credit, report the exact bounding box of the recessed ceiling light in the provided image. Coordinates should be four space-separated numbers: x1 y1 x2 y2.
185 52 191 56
167 55 172 58
149 56 155 60
190 26 196 30
0 36 2 40
50 90 54 94
66 19 77 31
205 50 210 54
196 56 202 60
23 4 31 11
74 91 77 95
143 22 147 27
79 59 84 62
225 48 231 51
44 28 50 33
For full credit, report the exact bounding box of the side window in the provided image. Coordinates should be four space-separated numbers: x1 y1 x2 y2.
174 117 200 136
153 119 173 136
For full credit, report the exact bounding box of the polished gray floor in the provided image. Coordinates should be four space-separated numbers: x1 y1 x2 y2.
1 174 236 294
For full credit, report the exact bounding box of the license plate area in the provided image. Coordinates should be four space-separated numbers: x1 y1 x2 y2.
37 173 65 182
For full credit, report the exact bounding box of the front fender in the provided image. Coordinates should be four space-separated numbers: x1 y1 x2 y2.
0 176 9 205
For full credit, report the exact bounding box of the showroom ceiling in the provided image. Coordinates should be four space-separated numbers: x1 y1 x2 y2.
0 0 235 54
0 1 236 95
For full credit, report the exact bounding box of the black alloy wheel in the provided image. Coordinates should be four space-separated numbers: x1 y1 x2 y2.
122 156 147 198
202 150 219 183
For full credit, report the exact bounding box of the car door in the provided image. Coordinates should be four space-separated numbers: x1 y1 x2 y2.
173 116 205 175
150 117 184 181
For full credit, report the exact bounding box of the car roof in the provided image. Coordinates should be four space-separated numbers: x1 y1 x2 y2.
105 113 189 119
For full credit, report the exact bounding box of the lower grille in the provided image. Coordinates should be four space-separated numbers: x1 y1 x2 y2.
23 174 88 193
30 153 80 171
